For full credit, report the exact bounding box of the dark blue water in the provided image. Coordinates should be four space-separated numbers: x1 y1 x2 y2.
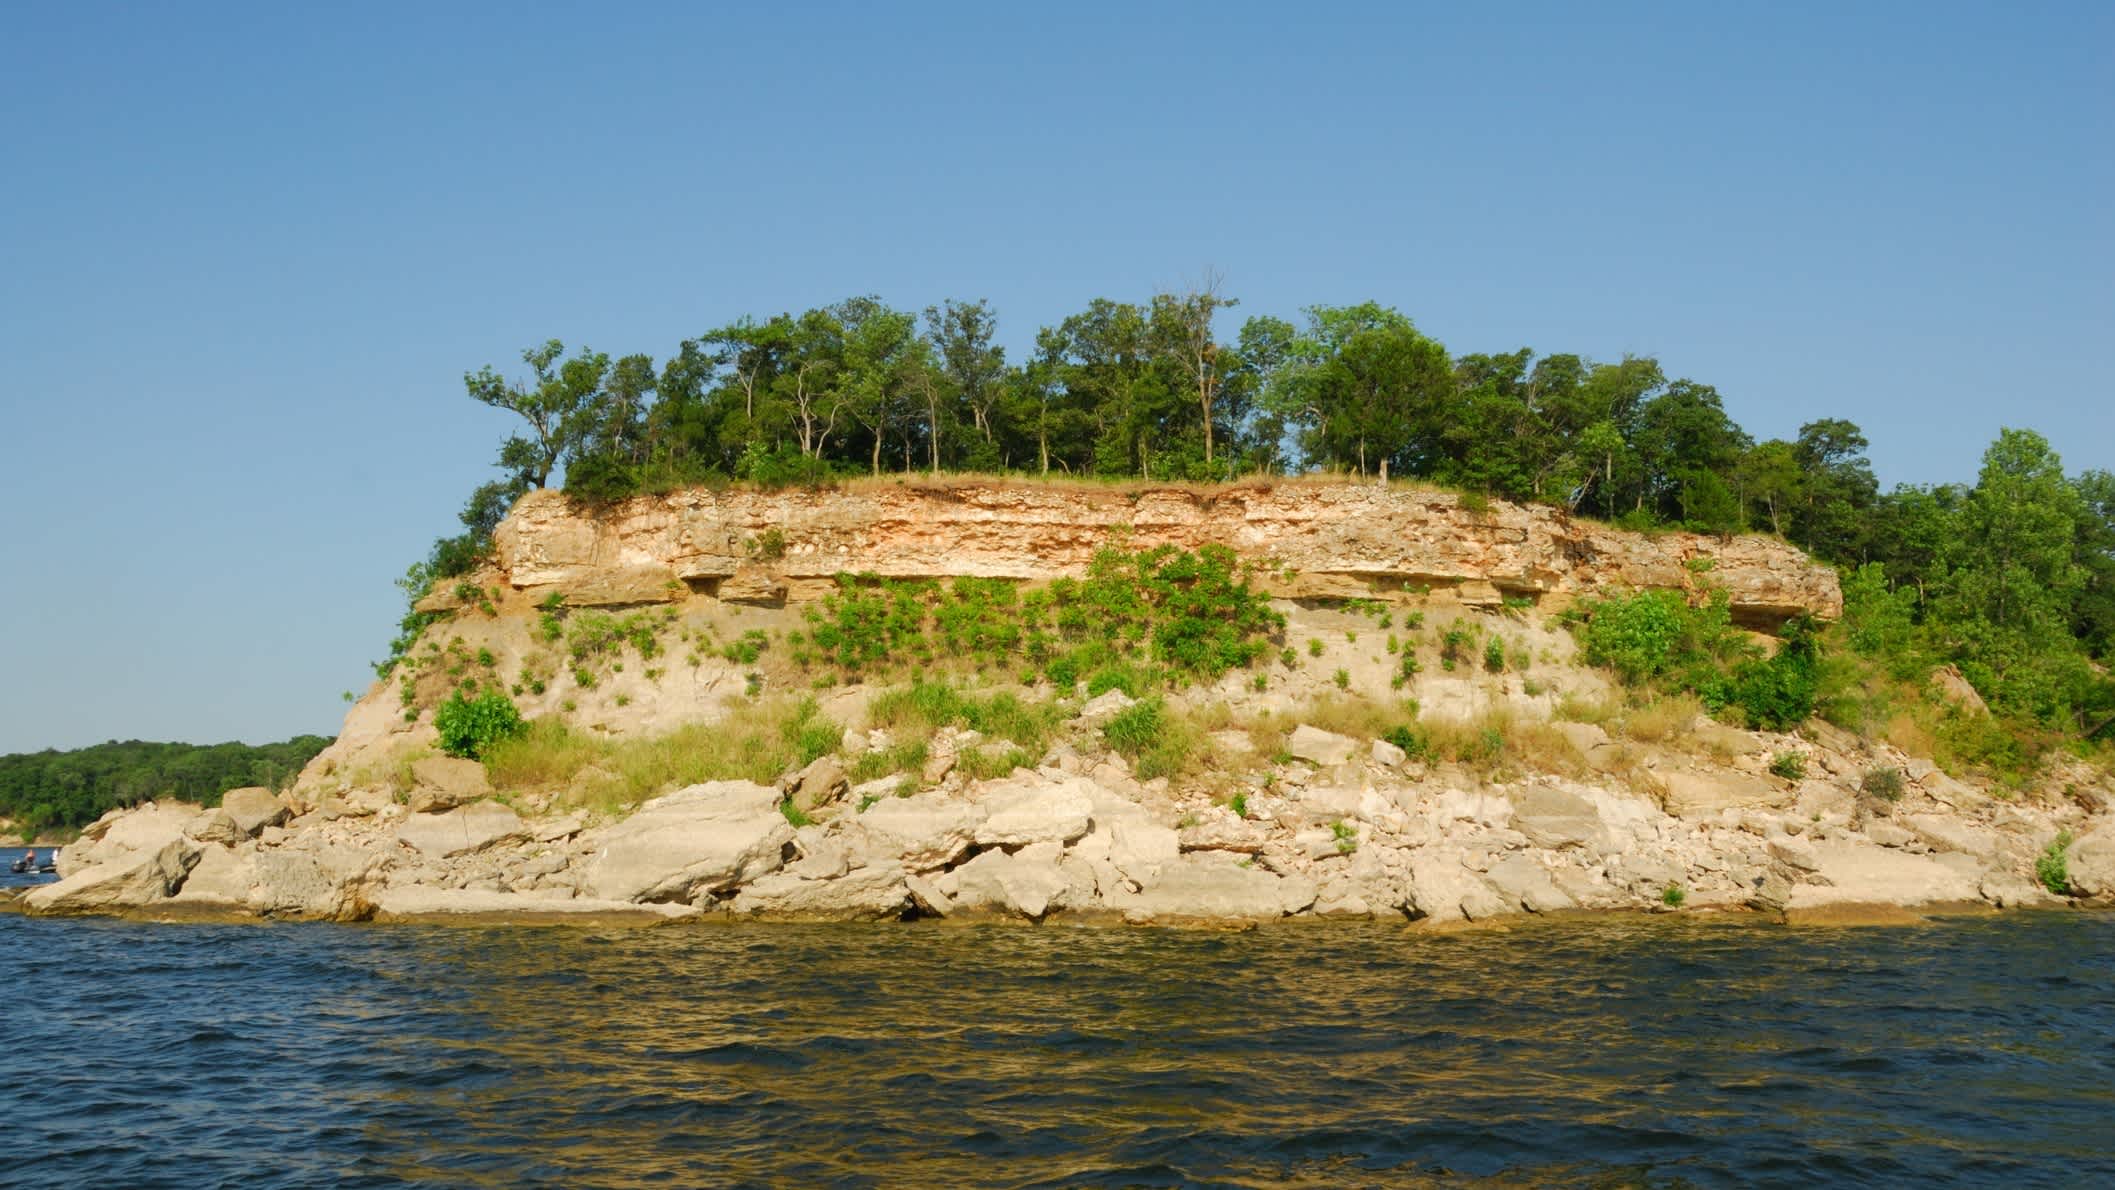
3 853 2112 1188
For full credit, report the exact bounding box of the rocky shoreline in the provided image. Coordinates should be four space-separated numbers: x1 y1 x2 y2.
12 700 2112 930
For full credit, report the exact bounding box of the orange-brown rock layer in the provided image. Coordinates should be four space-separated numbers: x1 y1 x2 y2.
450 479 1838 624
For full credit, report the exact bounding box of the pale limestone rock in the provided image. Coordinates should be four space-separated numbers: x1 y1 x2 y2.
407 757 491 813
853 792 986 870
1901 814 2005 862
186 810 244 846
905 872 956 916
1979 875 2060 909
220 787 292 836
728 862 910 920
1370 738 1408 767
2065 827 2115 899
1782 841 1984 909
1767 836 1822 872
1508 784 1606 851
973 779 1093 848
1078 688 1136 723
1485 854 1576 914
369 887 697 924
168 843 257 908
1110 853 1308 924
26 839 199 914
249 847 377 918
1429 787 1514 827
1291 784 1364 822
58 801 202 875
1294 828 1346 861
579 781 792 903
1864 821 1916 849
1288 725 1358 767
951 842 1071 919
1406 852 1510 922
786 828 851 880
1177 817 1269 854
786 755 848 814
397 801 528 859
532 810 588 843
1653 768 1793 818
1929 664 1989 716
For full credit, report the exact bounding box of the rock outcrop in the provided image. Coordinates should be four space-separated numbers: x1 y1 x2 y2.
462 481 1839 624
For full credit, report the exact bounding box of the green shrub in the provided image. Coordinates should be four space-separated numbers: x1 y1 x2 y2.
1330 819 1357 853
1768 751 1808 780
804 543 1281 689
1102 697 1194 780
779 799 813 828
1483 637 1506 673
1661 884 1687 908
435 690 527 760
1383 724 1428 760
1861 765 1905 802
1229 791 1249 819
2036 831 2073 895
1440 626 1472 671
1308 638 1325 658
1333 668 1351 690
1578 591 1819 730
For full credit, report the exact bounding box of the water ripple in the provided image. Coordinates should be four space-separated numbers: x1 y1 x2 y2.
3 912 2113 1187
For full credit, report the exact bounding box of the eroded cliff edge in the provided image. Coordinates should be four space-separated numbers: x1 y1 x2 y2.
438 480 1841 624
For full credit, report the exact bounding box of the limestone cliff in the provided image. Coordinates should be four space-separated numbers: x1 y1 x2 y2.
425 479 1840 625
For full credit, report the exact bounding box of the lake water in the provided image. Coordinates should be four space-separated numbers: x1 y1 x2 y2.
3 851 2112 1188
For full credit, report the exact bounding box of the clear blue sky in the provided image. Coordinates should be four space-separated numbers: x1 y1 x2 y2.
1 1 2108 753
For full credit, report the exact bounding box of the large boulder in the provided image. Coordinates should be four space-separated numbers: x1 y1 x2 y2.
167 843 258 909
949 842 1076 920
1108 853 1313 925
2065 826 2115 899
849 792 986 870
1406 852 1512 923
1075 811 1180 892
407 757 492 813
26 839 200 914
1287 725 1358 768
1900 814 2008 864
729 862 910 921
580 781 792 903
57 801 201 875
396 801 528 859
1782 840 1985 910
785 755 848 815
249 846 377 918
220 787 291 836
1508 784 1607 851
1484 854 1576 914
973 778 1094 848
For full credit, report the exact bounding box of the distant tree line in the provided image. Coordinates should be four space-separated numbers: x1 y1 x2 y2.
0 736 330 837
396 288 2112 740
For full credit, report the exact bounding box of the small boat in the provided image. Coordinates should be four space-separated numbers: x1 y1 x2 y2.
10 853 53 875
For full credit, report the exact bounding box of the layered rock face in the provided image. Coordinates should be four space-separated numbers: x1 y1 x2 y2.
457 481 1838 624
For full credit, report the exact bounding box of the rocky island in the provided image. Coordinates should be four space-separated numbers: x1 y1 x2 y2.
11 479 2112 927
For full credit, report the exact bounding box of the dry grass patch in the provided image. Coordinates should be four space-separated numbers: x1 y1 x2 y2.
1617 694 1705 743
1293 692 1421 742
482 697 839 815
